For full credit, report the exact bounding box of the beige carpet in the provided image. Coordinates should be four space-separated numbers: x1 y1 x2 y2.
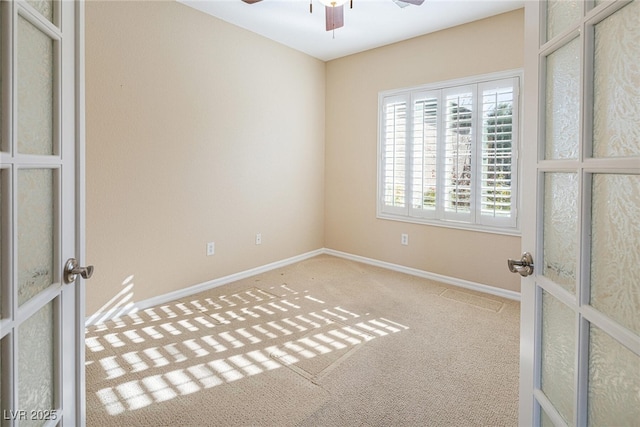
86 255 520 426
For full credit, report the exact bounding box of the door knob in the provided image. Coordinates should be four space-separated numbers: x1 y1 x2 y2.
507 252 534 277
64 258 94 284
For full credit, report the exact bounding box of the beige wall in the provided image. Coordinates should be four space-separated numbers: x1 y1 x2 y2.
85 1 326 315
324 9 525 293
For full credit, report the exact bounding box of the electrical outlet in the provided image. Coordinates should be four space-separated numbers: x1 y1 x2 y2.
401 233 409 246
207 242 215 256
256 233 262 245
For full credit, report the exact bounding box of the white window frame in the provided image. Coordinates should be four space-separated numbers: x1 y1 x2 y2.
377 70 522 235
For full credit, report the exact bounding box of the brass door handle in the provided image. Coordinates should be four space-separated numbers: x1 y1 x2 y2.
507 252 534 277
64 258 94 284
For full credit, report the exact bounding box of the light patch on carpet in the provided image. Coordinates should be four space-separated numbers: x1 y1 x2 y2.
181 287 280 313
439 288 504 312
270 320 377 384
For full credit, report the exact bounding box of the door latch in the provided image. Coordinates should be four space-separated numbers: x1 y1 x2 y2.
64 258 94 284
507 252 534 277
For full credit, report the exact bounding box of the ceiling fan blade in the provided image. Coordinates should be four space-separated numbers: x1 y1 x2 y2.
392 0 410 8
397 0 425 4
325 5 344 31
241 0 263 4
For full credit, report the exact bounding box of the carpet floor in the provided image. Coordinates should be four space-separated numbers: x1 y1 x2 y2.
86 255 520 426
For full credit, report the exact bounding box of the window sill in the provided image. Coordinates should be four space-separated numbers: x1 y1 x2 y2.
376 212 521 237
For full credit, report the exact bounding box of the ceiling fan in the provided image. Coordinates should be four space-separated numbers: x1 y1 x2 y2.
240 0 425 32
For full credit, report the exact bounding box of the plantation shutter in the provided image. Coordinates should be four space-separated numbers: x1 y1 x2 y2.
377 72 520 232
442 87 474 222
478 78 518 227
381 95 409 215
410 92 439 218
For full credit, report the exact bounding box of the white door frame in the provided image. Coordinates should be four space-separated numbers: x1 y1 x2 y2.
518 2 541 424
74 0 87 424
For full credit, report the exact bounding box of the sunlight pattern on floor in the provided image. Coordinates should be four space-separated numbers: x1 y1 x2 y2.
86 284 410 416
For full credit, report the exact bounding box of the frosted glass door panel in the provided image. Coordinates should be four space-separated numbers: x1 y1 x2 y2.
545 38 580 160
543 173 578 293
18 169 54 306
588 325 640 426
592 0 640 158
541 290 575 426
590 174 640 334
540 409 555 427
547 0 580 41
18 16 54 156
18 302 55 427
26 0 54 23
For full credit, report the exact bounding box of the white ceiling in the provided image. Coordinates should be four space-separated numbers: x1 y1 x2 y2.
179 0 524 61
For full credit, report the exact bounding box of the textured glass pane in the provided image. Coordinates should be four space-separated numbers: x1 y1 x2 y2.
18 169 54 306
541 290 576 426
588 326 640 426
593 0 640 158
19 302 55 426
26 0 54 23
545 38 580 160
540 408 555 427
18 16 54 156
543 173 578 293
590 174 640 334
547 0 580 41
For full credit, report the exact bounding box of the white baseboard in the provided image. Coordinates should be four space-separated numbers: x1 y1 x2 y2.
323 249 521 302
86 247 520 326
85 249 324 326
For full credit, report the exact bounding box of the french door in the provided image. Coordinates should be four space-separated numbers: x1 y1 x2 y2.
0 1 86 426
519 0 639 426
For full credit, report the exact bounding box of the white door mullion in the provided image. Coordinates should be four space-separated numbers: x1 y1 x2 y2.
1 331 14 424
10 329 18 426
573 158 586 427
10 164 17 327
574 314 590 427
0 0 11 156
